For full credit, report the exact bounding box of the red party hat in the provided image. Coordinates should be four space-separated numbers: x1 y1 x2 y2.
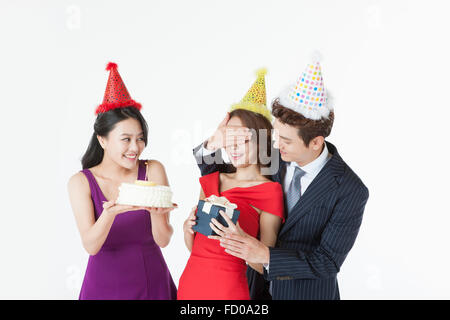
95 62 142 114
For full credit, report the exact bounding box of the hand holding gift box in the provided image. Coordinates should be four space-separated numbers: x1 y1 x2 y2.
193 195 240 237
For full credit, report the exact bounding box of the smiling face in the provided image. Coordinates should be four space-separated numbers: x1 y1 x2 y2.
270 100 332 166
272 118 324 166
97 117 146 169
224 116 258 168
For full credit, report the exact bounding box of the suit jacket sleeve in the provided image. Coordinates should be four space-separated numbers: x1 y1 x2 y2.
193 142 233 176
264 185 369 281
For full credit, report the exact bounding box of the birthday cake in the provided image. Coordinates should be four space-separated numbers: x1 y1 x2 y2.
116 180 174 208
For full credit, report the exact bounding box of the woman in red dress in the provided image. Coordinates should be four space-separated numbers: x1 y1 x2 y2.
177 109 285 300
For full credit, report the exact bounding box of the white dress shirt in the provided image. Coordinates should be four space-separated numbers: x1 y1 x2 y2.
282 143 332 198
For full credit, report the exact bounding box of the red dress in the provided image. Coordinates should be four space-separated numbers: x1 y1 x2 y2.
177 171 285 300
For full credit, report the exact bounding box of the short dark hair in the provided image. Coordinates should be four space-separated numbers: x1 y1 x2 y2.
271 98 334 147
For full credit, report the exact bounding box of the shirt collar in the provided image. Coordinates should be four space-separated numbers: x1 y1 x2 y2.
289 142 329 176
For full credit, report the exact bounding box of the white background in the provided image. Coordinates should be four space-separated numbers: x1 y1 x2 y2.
1 0 449 299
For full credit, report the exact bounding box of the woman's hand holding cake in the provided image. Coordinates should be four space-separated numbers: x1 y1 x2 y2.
139 160 175 248
102 198 177 216
101 200 141 217
146 203 178 215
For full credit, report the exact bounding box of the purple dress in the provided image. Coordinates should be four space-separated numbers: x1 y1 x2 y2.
79 160 177 300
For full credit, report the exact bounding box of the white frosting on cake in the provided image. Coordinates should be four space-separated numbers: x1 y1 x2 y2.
116 182 173 208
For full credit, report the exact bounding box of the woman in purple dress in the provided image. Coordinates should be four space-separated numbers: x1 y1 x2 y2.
67 62 177 300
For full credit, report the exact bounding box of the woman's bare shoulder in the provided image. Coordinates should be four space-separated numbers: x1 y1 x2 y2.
67 171 90 195
145 159 166 171
144 159 168 185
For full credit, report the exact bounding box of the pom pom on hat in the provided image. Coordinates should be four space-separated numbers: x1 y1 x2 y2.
310 50 323 63
106 62 118 71
255 67 267 78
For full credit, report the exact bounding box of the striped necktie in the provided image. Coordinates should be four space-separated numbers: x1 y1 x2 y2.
286 166 306 213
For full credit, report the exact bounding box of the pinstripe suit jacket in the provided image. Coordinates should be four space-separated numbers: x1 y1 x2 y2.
193 141 369 300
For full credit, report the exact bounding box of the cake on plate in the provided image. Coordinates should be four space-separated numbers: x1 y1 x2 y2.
116 180 174 208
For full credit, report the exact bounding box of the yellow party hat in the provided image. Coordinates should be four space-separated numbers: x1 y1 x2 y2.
230 68 272 121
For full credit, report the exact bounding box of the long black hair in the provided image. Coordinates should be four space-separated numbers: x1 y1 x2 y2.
81 106 149 169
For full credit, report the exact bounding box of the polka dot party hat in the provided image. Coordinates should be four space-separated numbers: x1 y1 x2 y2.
95 62 142 115
278 53 332 120
230 68 272 121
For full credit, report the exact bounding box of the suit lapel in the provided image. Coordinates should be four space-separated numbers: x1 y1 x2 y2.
279 142 345 237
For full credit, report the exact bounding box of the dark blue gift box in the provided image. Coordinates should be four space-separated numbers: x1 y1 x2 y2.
192 200 240 237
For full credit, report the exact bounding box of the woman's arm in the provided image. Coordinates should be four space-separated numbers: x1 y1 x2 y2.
67 172 136 255
145 160 176 248
183 187 206 252
248 210 283 274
